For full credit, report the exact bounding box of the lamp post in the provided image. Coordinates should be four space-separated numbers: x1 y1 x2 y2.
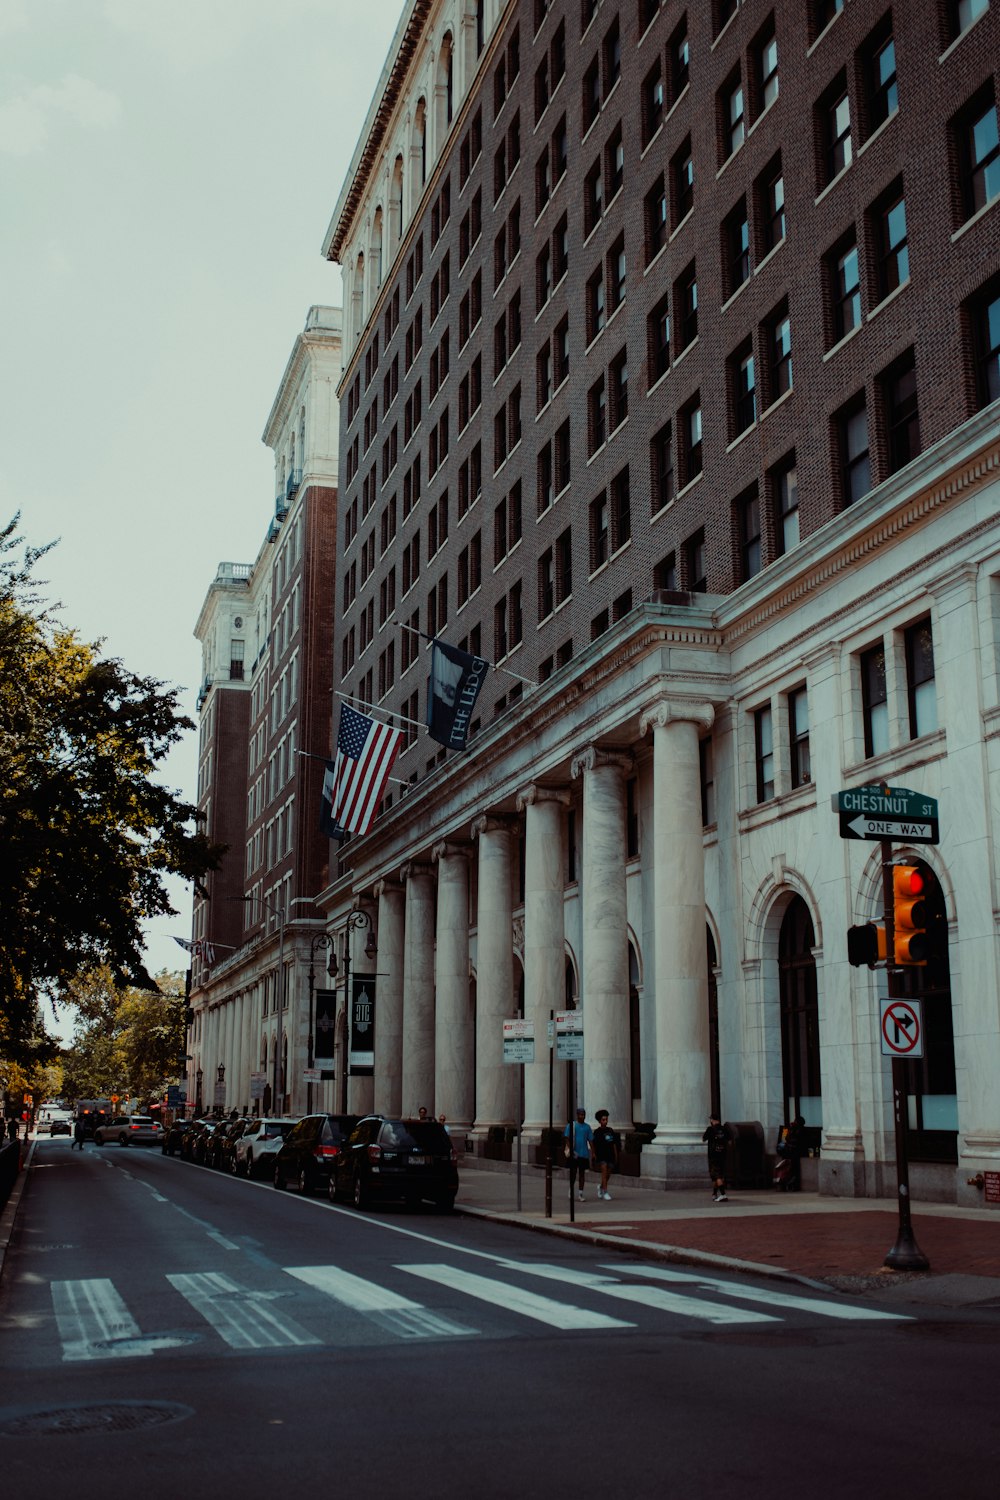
195 1068 203 1115
307 933 337 1113
330 910 377 1112
237 894 286 1117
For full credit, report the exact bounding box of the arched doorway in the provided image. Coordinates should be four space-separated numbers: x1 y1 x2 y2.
707 928 720 1119
778 896 822 1149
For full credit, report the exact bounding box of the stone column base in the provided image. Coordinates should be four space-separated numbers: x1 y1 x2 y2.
639 1143 708 1189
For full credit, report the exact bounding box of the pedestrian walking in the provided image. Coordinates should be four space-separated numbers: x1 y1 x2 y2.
72 1117 86 1151
780 1114 805 1192
563 1107 594 1202
592 1110 621 1200
6 1117 18 1143
702 1113 730 1202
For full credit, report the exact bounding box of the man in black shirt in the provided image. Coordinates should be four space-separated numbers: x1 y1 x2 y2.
592 1110 621 1201
702 1113 729 1202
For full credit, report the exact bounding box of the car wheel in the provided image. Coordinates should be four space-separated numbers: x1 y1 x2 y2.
119 1134 129 1146
273 1164 286 1190
434 1194 456 1213
298 1168 310 1196
352 1173 367 1210
245 1153 254 1178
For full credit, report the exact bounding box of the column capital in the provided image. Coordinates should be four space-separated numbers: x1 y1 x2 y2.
432 840 470 865
515 783 572 814
399 861 434 885
373 876 404 899
638 698 715 738
470 812 517 841
570 745 634 780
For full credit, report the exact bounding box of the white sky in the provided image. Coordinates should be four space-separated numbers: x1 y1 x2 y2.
0 0 401 1011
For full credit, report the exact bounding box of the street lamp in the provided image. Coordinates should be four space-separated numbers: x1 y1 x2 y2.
236 894 286 1118
329 910 377 1111
307 933 337 1113
195 1068 203 1114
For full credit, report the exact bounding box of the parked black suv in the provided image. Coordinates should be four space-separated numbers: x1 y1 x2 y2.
272 1114 359 1195
330 1116 458 1211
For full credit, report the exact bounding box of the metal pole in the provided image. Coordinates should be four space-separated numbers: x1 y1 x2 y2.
341 933 350 1115
568 1059 575 1225
545 1008 553 1218
307 955 315 1116
880 835 929 1271
275 905 285 1117
516 1064 523 1213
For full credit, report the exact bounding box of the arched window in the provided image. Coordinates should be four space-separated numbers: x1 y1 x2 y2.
778 896 822 1146
389 159 404 255
414 97 427 191
370 206 384 294
352 252 365 346
436 32 455 146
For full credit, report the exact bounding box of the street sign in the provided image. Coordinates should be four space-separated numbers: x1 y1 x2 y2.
249 1072 267 1101
880 997 924 1057
502 1017 535 1064
835 785 939 844
303 1068 323 1084
555 1010 584 1061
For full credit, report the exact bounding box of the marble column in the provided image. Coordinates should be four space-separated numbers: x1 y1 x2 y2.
374 878 405 1116
434 842 474 1134
570 747 633 1131
517 784 571 1136
401 863 436 1115
641 700 715 1176
471 814 518 1135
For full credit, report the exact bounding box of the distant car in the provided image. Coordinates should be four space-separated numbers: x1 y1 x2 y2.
162 1117 194 1155
93 1115 162 1147
272 1114 359 1195
206 1118 247 1171
49 1118 72 1137
233 1119 297 1179
331 1116 458 1211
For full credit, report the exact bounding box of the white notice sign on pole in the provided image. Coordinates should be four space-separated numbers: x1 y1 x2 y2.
503 1017 535 1064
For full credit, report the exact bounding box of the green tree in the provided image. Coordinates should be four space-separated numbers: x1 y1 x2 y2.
0 517 221 1044
60 968 187 1106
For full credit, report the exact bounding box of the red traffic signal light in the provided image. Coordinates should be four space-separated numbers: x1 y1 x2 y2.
893 864 928 965
847 923 887 967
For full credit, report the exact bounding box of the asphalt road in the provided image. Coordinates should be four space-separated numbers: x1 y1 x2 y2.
2 1138 998 1499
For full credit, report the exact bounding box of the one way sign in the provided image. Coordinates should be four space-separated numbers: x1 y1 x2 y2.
880 998 924 1057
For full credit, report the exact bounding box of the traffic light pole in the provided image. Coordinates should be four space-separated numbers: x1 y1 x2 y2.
880 838 930 1272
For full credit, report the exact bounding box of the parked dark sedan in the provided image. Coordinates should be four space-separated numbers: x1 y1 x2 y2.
272 1113 358 1195
178 1119 213 1162
214 1118 249 1173
330 1116 458 1211
162 1117 194 1155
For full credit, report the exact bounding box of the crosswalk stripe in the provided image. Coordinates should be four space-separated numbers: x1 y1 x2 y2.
167 1271 321 1350
398 1263 635 1330
602 1264 912 1322
501 1262 777 1326
52 1279 149 1361
284 1265 475 1339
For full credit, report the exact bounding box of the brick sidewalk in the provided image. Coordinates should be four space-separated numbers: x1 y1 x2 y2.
592 1210 1000 1279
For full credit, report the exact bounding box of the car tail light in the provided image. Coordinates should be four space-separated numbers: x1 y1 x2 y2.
314 1145 340 1160
366 1144 382 1163
130 1124 141 1131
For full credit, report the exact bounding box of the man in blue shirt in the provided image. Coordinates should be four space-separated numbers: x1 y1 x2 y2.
563 1107 595 1202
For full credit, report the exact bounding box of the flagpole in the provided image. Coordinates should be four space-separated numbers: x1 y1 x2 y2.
330 693 425 730
398 622 537 688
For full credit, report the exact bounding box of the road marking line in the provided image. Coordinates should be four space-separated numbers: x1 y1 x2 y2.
52 1279 149 1361
285 1264 475 1339
602 1264 912 1322
502 1261 777 1326
167 1271 321 1350
398 1263 634 1330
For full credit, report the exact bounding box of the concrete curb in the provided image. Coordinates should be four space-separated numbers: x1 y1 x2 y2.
0 1139 35 1287
455 1202 833 1293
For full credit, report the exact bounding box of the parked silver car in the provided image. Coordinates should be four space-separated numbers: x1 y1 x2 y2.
232 1118 297 1178
93 1115 162 1146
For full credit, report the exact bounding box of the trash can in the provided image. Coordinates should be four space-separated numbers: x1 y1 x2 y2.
726 1121 766 1188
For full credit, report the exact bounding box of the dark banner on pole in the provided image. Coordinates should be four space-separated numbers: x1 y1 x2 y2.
349 975 376 1076
315 989 337 1063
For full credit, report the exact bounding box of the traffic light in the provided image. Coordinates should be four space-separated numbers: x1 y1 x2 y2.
847 922 887 966
893 864 928 965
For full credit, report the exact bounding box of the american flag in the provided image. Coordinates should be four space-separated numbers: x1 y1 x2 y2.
329 703 403 835
172 936 216 965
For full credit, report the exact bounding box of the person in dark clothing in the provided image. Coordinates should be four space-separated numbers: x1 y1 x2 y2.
6 1117 18 1143
782 1114 805 1191
702 1113 729 1202
592 1110 621 1201
72 1117 86 1151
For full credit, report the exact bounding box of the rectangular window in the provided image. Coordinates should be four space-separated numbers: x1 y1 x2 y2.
789 688 811 789
766 301 792 403
680 397 702 487
864 23 897 134
672 136 694 223
553 212 569 283
873 185 909 301
838 396 871 505
754 19 779 116
669 18 690 104
555 527 573 604
684 525 706 592
536 341 552 411
722 71 745 160
819 74 852 186
538 548 555 619
949 0 989 41
648 293 670 385
609 349 628 430
828 232 861 344
537 442 553 514
585 158 603 237
957 88 1000 221
905 617 937 739
771 454 800 555
730 339 756 437
588 375 606 454
610 466 631 551
607 236 626 315
970 276 1000 410
603 15 621 94
860 643 889 757
737 484 761 580
723 198 750 299
605 124 625 200
651 422 674 515
675 263 697 353
881 348 921 474
642 59 664 146
653 551 678 592
554 315 570 387
757 153 785 256
590 490 608 570
583 56 600 132
645 175 667 263
587 265 605 343
754 705 775 802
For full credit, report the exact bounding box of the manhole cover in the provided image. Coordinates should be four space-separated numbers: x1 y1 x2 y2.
0 1401 193 1437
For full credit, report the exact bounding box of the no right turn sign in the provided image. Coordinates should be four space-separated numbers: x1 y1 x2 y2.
879 998 924 1057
